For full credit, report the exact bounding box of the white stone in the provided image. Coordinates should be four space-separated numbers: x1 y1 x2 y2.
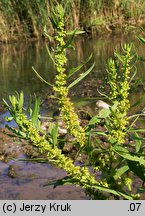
96 100 110 109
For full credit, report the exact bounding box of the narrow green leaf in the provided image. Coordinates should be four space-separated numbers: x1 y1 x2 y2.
134 133 142 153
130 133 145 144
131 93 145 108
43 26 53 40
66 30 85 35
48 122 55 134
127 160 145 182
17 158 48 163
45 44 55 64
18 91 24 110
48 122 59 147
88 115 101 125
62 29 76 50
26 94 32 114
128 128 145 133
128 113 145 120
130 67 137 83
74 100 92 107
94 131 107 136
98 108 111 118
9 95 17 108
43 176 133 200
91 184 133 200
31 97 40 127
67 54 92 79
114 51 124 62
43 176 77 188
137 36 145 44
113 145 145 165
68 62 95 89
5 125 27 139
113 165 129 180
52 124 58 147
4 116 13 122
32 67 53 87
97 102 118 119
2 98 10 108
140 27 145 34
137 186 145 193
49 16 57 29
49 6 59 29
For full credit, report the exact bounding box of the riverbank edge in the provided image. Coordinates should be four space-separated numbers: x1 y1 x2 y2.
0 20 145 44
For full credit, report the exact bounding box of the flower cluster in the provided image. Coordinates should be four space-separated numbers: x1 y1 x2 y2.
10 107 97 191
107 44 133 143
52 4 86 147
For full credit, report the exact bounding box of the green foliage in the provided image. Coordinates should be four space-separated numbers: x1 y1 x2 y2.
67 54 92 79
0 0 49 41
137 28 145 62
48 2 95 148
127 161 145 182
68 62 95 89
4 92 132 200
83 41 145 198
30 95 41 128
48 122 59 147
3 4 145 200
0 0 145 41
113 165 129 180
106 44 135 143
32 66 53 87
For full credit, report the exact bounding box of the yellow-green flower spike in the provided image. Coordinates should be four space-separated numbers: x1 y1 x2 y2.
52 4 86 147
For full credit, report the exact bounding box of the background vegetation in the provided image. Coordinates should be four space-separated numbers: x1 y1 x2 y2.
0 0 145 42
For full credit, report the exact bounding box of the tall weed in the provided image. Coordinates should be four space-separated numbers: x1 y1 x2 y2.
3 3 145 199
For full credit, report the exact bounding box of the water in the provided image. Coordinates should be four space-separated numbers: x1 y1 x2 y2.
0 35 145 199
0 35 145 106
0 42 53 100
0 158 87 200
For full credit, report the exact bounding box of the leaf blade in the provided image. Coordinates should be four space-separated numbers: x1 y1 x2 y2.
113 165 129 180
68 62 95 89
32 67 53 87
113 145 145 166
67 54 93 79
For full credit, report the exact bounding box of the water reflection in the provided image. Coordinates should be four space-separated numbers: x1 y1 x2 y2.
0 35 145 100
0 35 145 121
0 42 54 100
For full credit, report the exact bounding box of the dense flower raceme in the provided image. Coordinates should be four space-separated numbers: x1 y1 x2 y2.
52 4 86 147
12 110 99 189
107 44 133 143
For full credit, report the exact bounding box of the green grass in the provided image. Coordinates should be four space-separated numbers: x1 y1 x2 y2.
0 0 145 42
